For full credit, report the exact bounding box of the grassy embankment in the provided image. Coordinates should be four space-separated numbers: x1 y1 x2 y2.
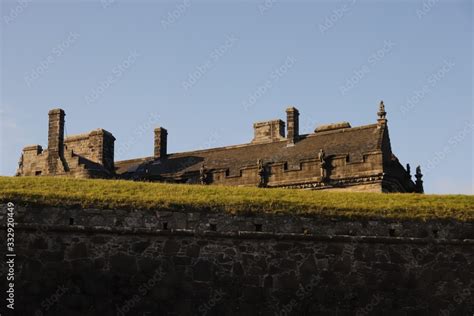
0 176 472 221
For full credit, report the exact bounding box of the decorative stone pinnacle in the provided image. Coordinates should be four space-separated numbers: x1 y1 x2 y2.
415 165 423 179
414 165 424 193
377 100 387 120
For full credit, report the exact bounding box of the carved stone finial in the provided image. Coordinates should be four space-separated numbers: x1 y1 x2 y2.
415 166 422 178
377 100 387 120
406 163 411 177
414 165 424 193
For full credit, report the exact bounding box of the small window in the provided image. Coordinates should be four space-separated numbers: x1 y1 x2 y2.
255 224 262 232
210 223 217 231
162 222 168 230
35 171 42 176
389 229 396 237
69 218 74 225
432 229 439 238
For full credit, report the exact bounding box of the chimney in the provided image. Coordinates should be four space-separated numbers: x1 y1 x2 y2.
286 107 299 144
47 108 65 172
252 120 285 144
154 127 168 159
48 108 65 155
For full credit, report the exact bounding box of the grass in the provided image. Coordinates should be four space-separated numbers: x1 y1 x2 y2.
0 176 473 221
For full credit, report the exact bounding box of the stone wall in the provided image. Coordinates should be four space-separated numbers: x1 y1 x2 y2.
199 151 385 192
17 129 115 178
64 129 115 173
252 120 286 144
18 145 48 176
0 203 472 315
17 146 91 178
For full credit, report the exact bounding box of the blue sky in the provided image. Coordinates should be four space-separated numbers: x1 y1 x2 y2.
1 0 472 194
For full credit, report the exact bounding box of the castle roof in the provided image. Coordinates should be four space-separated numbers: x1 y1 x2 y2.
115 123 384 178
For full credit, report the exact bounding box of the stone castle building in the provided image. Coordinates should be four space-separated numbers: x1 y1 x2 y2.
16 102 424 193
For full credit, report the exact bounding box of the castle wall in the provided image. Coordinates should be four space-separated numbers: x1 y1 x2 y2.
203 152 385 192
1 203 473 315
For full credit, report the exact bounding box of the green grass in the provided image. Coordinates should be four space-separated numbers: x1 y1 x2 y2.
0 176 473 221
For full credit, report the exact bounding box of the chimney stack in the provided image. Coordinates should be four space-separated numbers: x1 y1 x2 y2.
154 127 168 159
252 120 285 144
47 109 65 174
286 107 299 145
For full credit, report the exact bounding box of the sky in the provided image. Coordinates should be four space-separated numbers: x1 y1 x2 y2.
0 0 472 194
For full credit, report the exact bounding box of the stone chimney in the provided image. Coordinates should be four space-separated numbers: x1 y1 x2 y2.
286 107 299 144
154 127 168 159
47 108 65 174
252 120 285 144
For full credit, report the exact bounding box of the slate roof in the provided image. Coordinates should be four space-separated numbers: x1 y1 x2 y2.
115 123 384 178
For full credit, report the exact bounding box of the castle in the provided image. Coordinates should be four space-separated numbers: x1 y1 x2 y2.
15 102 423 193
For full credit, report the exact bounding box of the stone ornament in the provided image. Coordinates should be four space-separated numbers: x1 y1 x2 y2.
199 164 208 185
257 159 267 188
